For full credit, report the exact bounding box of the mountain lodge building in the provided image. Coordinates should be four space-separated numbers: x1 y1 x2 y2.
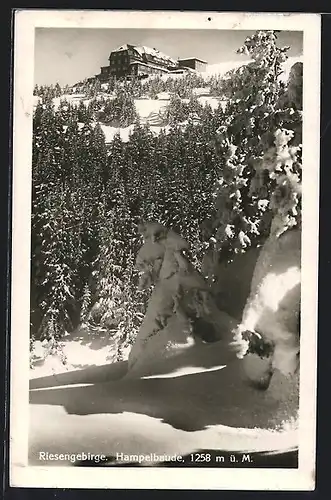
95 44 208 81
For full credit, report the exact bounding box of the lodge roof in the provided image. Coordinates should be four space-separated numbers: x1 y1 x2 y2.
129 60 170 72
178 57 208 64
111 44 178 66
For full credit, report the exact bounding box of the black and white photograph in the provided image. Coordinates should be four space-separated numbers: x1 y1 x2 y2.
10 10 320 490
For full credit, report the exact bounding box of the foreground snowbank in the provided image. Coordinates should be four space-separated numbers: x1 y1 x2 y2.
30 326 120 380
29 337 298 466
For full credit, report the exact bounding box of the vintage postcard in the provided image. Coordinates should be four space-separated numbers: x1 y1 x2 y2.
10 9 320 490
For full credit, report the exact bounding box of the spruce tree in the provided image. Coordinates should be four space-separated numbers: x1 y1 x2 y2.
77 100 91 123
166 94 189 125
31 102 79 337
124 122 155 221
203 30 302 269
54 82 62 97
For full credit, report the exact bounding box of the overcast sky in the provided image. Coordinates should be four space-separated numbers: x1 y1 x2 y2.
34 29 303 86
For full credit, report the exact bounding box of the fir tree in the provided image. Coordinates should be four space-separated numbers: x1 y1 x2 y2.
203 30 302 268
54 82 62 97
166 94 189 124
77 100 91 123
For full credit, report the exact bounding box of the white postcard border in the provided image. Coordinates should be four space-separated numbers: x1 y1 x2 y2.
10 9 321 490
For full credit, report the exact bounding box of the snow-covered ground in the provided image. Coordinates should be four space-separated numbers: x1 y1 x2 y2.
29 337 298 467
135 98 167 119
30 326 120 380
97 94 225 143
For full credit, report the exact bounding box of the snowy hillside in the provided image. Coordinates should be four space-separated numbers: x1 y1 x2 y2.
34 55 302 146
33 92 222 144
29 219 301 468
29 337 299 467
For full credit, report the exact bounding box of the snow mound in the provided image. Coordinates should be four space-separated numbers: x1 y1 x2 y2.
128 223 238 376
134 99 168 118
30 326 119 380
29 338 299 467
99 123 135 143
239 227 301 384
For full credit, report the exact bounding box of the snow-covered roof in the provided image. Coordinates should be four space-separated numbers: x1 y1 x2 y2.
111 44 177 66
178 57 208 64
138 46 177 65
129 60 170 72
113 44 130 52
172 66 197 73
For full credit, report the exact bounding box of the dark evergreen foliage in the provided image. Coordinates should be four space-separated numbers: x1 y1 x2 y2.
31 95 222 344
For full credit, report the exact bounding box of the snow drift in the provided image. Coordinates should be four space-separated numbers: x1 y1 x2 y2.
29 338 298 466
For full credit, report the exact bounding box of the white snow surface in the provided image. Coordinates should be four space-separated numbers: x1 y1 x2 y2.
134 98 167 118
99 123 135 143
205 59 253 76
30 326 119 379
29 335 298 465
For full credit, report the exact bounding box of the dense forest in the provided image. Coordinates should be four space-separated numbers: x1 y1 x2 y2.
30 31 302 362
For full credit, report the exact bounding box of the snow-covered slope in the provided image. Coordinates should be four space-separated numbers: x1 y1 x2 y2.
29 337 298 467
205 59 253 77
33 56 302 144
30 325 122 380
